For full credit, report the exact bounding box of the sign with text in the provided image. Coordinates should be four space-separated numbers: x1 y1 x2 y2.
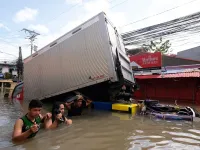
129 52 162 69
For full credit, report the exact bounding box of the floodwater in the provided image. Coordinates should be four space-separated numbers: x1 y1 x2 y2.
1 95 200 150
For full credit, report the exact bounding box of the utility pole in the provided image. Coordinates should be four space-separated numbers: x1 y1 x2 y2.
22 28 40 55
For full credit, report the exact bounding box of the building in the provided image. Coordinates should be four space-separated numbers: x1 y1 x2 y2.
134 67 200 105
129 51 200 70
129 52 200 105
177 46 200 61
0 61 17 78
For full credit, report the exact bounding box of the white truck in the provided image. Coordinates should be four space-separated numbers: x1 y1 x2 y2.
23 12 135 102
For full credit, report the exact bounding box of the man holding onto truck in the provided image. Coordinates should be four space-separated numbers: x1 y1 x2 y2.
12 99 53 143
65 95 92 117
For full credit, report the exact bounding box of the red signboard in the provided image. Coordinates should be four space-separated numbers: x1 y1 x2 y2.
129 52 162 69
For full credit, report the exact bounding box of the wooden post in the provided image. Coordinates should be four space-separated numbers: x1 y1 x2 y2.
1 82 3 93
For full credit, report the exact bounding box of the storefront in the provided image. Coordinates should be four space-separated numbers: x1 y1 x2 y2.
134 72 200 105
129 51 200 105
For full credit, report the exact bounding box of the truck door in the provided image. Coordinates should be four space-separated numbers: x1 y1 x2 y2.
106 19 135 84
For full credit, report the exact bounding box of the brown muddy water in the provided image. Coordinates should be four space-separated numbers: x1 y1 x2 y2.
1 94 200 150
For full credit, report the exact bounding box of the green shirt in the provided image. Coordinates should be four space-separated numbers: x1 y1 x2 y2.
21 114 42 139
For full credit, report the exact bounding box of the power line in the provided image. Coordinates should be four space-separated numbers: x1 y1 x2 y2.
44 0 122 30
120 11 200 53
109 0 129 9
57 0 129 30
45 2 81 25
119 0 199 28
121 11 200 45
0 50 17 57
0 38 18 48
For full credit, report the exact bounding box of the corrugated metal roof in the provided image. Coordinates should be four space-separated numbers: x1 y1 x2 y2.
135 71 200 79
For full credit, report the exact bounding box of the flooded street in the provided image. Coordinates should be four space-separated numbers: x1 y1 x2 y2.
1 95 200 150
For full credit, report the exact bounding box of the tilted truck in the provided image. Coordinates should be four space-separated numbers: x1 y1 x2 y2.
23 12 135 102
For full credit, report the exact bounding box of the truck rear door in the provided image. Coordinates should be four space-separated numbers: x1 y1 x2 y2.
106 18 135 84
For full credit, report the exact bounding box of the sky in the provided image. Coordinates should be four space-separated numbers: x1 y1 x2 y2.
0 0 200 62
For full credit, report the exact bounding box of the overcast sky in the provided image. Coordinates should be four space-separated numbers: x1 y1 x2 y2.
0 0 200 61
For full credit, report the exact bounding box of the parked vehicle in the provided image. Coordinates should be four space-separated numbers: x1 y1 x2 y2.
138 99 200 121
0 73 4 79
16 12 135 102
11 81 24 102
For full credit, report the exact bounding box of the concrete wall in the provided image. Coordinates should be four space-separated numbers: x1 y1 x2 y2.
12 70 17 76
2 66 9 73
177 46 200 61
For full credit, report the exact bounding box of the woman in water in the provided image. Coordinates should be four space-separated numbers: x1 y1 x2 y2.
51 102 72 128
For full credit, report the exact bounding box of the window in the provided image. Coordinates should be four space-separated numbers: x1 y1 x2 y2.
9 68 13 74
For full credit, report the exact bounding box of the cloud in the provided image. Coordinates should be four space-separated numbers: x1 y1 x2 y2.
145 0 200 26
60 20 83 33
0 42 18 61
84 0 109 13
28 24 49 34
2 0 128 60
0 23 10 31
13 7 38 23
0 35 32 60
33 0 128 53
80 0 127 29
65 0 82 4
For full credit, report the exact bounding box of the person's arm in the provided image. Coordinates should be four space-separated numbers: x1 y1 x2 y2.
39 113 52 129
49 119 59 129
48 113 62 129
12 119 38 143
86 99 92 106
65 117 72 125
65 102 73 110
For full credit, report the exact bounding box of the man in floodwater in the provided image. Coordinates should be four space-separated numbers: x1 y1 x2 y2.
12 99 53 142
65 95 92 117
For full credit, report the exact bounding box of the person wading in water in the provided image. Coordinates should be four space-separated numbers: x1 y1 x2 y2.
51 102 72 128
65 95 92 117
12 99 53 143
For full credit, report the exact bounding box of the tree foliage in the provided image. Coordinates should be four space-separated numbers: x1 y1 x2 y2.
4 72 12 79
142 37 172 54
16 47 23 81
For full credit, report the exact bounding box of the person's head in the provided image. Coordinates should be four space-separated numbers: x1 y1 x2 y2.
52 102 65 115
28 99 43 118
74 95 83 108
52 102 65 122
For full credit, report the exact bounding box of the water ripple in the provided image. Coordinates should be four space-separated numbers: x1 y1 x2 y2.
162 131 200 140
1 96 200 150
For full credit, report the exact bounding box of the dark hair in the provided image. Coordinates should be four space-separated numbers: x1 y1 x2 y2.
29 99 43 109
52 102 64 122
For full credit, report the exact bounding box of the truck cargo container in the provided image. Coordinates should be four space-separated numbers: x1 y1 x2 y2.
23 12 135 102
